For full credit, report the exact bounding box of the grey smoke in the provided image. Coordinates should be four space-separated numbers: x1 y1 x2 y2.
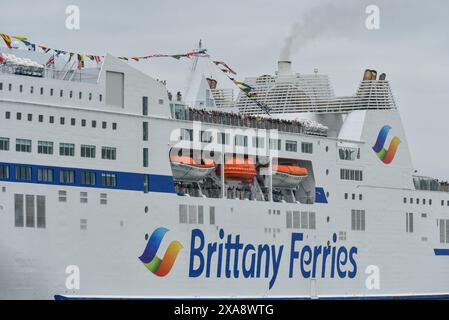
280 1 365 61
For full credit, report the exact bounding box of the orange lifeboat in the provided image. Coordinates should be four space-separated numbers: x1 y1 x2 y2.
219 157 257 184
170 155 215 181
268 165 308 188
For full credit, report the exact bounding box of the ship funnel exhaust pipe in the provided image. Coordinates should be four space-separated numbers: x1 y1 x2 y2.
278 61 293 76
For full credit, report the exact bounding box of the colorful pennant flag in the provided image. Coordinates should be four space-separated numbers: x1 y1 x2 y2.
45 55 55 67
213 61 236 75
0 34 12 48
77 54 84 69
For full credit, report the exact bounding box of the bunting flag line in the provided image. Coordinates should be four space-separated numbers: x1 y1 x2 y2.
213 61 236 75
45 54 55 67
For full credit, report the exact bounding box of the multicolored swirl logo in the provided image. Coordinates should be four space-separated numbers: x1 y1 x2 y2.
372 125 401 164
138 227 183 277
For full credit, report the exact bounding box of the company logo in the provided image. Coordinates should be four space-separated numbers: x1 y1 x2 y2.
372 125 401 164
139 227 183 277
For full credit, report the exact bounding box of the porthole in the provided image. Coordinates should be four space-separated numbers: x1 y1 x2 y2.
145 234 148 241
144 206 149 213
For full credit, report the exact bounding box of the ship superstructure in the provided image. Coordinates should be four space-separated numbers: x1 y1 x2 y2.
0 47 448 299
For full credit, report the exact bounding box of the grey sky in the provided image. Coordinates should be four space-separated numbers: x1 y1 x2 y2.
1 0 449 178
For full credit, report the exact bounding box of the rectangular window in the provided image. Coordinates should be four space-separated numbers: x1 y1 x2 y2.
37 141 53 154
200 131 212 143
81 119 86 127
188 205 197 224
339 147 359 160
285 140 297 152
16 112 22 120
16 139 32 153
252 137 265 149
143 122 149 141
198 206 204 224
27 113 32 121
100 193 107 205
293 211 300 229
179 204 188 224
14 194 24 227
142 96 148 115
25 194 35 228
101 173 117 187
101 147 117 160
38 115 43 122
235 135 248 147
71 118 76 126
0 165 9 179
0 137 9 151
143 148 149 167
59 143 75 156
301 211 308 229
80 171 96 186
60 117 65 125
92 120 96 128
37 168 53 182
81 144 96 158
209 206 215 225
309 212 316 230
36 195 46 228
269 138 281 151
16 166 32 181
5 111 10 119
60 170 75 184
351 209 366 231
218 132 230 145
102 121 107 129
112 122 117 130
49 116 54 123
80 192 88 204
58 190 67 202
286 211 293 229
301 142 313 154
340 169 364 181
406 212 414 233
180 128 193 141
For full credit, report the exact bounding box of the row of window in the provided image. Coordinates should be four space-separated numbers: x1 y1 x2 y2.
14 194 46 228
0 82 103 102
58 190 108 205
403 197 434 206
340 169 364 182
4 111 117 130
0 165 117 187
345 193 363 201
351 209 366 231
180 128 314 154
0 137 117 160
286 211 316 230
179 204 215 225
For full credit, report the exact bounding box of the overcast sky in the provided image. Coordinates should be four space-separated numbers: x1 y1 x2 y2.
1 0 449 178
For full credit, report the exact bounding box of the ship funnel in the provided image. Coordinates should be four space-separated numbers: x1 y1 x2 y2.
363 69 372 81
277 61 293 76
379 73 386 81
371 70 378 80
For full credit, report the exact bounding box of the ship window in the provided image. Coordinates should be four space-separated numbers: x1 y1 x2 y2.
180 128 193 141
14 194 24 227
101 147 117 160
16 112 22 120
340 169 363 181
301 142 313 154
37 168 53 183
25 195 35 228
102 121 107 129
439 219 449 243
81 119 86 127
5 111 10 119
410 198 413 204
403 197 407 204
0 165 9 179
158 99 164 105
442 200 445 206
359 194 363 201
179 204 187 224
60 117 65 125
36 196 46 228
60 170 75 184
218 132 230 145
80 192 88 204
71 118 76 126
293 211 300 229
69 91 73 98
252 137 265 149
49 116 54 123
143 122 149 141
101 173 117 187
27 113 32 121
235 135 248 147
269 139 281 151
142 96 148 115
30 86 34 94
198 206 204 224
416 198 420 205
79 92 82 99
429 199 433 206
99 94 103 102
447 201 449 207
100 193 107 205
339 147 359 160
8 83 12 91
0 83 2 90
351 209 366 231
60 143 75 156
188 205 197 224
352 194 356 200
423 199 426 205
143 148 149 167
40 87 44 95
0 137 10 151
58 190 67 202
60 90 63 97
201 131 212 143
301 211 308 229
16 139 32 153
81 144 96 158
92 120 97 128
16 166 32 181
19 85 23 92
89 93 92 101
309 212 316 230
38 115 43 122
285 140 297 152
80 219 87 230
209 206 215 225
286 211 292 228
143 175 149 193
344 193 348 200
38 141 53 154
80 171 96 186
406 213 414 233
112 123 117 130
50 88 54 96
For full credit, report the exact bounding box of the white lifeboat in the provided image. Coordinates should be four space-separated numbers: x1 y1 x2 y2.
170 155 215 181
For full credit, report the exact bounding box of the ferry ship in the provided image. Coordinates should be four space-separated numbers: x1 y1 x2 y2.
0 45 448 300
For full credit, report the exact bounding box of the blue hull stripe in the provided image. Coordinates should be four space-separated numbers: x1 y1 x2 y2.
0 161 175 193
434 249 449 256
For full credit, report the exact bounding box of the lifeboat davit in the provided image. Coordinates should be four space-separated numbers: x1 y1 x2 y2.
270 165 308 188
170 155 215 181
219 157 257 184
